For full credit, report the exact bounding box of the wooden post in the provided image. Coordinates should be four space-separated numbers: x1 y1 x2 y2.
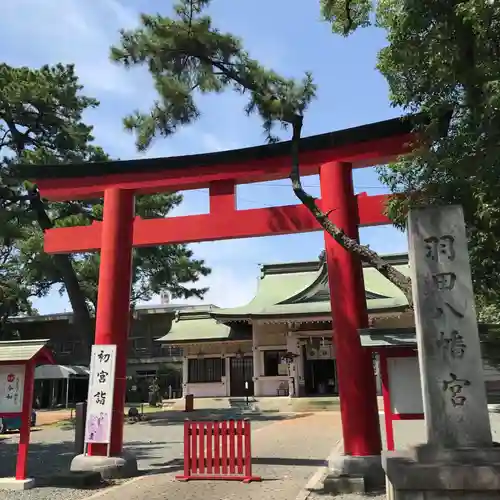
15 362 35 480
408 205 492 449
74 401 87 455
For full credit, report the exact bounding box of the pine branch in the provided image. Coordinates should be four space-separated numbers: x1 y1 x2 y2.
27 186 94 353
344 0 354 35
197 53 414 304
208 59 414 304
111 1 413 306
288 116 413 306
204 56 414 303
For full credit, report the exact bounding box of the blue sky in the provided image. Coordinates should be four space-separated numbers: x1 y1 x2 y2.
2 0 407 313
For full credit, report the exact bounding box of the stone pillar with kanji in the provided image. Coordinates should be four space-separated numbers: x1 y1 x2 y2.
383 205 500 499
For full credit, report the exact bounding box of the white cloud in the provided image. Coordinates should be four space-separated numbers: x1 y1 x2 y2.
1 0 145 96
3 0 288 316
200 132 240 153
182 265 260 308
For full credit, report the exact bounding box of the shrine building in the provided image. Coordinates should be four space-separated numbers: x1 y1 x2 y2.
157 252 500 402
158 252 410 398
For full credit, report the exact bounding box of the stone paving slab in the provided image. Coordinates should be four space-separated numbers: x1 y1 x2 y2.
306 410 500 500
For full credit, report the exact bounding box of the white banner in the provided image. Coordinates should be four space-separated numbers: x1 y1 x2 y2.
0 365 25 414
84 344 117 444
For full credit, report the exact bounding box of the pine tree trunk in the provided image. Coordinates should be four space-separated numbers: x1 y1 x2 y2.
29 189 94 362
52 254 94 361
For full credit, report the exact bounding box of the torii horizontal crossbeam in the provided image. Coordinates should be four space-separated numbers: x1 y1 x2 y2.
44 192 389 253
32 132 412 201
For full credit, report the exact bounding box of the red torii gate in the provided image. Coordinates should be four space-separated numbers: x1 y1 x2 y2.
23 116 414 463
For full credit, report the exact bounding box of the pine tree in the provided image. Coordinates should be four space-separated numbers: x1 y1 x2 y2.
110 0 412 303
0 63 210 351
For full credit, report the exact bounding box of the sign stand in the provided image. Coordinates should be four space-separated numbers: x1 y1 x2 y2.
83 345 117 453
70 343 136 479
377 347 424 451
0 340 54 490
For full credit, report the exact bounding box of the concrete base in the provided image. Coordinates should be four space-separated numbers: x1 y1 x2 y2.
324 454 385 493
0 477 36 491
323 474 365 494
383 447 500 499
412 443 500 464
70 451 138 479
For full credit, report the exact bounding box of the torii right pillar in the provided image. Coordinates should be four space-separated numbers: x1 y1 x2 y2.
320 161 385 493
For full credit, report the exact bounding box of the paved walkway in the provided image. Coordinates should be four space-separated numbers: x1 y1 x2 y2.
8 407 500 500
86 413 343 500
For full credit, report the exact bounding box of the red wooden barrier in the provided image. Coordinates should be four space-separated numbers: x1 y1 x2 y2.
176 419 261 483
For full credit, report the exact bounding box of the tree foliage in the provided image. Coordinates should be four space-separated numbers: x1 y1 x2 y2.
0 245 38 340
0 63 210 349
110 0 413 303
320 0 500 316
0 63 100 344
111 0 316 148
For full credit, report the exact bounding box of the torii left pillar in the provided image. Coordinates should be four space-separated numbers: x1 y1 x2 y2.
71 188 138 478
320 161 385 492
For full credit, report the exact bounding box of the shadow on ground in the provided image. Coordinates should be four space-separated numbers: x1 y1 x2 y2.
145 456 325 476
0 428 43 437
26 407 306 431
53 420 76 431
0 438 171 486
145 409 311 425
252 457 327 467
309 486 385 497
41 409 309 431
0 410 310 486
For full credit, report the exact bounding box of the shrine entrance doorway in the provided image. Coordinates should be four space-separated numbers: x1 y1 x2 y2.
230 356 254 397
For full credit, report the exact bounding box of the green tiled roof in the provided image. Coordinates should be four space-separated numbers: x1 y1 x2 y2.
359 328 417 348
359 325 500 349
212 263 318 319
158 253 412 344
156 310 252 344
162 318 230 343
212 254 410 321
